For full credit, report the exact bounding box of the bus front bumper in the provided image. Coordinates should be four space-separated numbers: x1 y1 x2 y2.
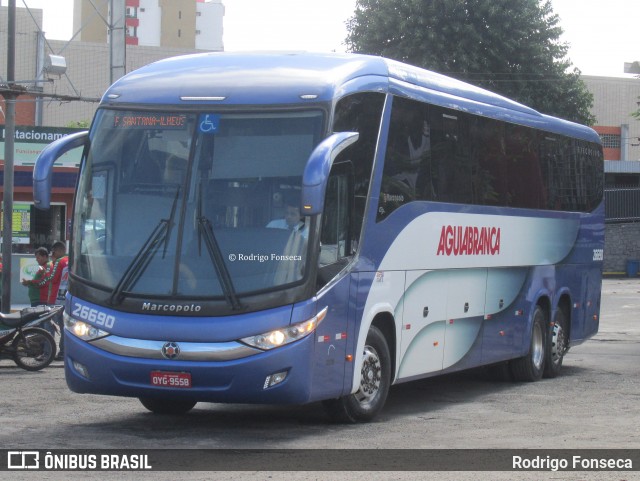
64 330 315 404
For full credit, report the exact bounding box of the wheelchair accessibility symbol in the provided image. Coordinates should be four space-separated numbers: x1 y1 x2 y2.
199 114 220 134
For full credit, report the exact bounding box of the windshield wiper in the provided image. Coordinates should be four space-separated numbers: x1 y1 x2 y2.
163 187 181 257
197 216 243 311
109 187 181 305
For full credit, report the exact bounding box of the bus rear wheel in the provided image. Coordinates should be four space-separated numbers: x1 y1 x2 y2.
511 306 546 382
544 309 568 378
139 397 196 415
323 326 391 423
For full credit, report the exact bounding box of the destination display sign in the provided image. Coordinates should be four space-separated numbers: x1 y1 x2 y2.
112 113 187 129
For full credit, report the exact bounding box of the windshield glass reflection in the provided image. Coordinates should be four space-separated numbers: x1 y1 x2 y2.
73 110 323 300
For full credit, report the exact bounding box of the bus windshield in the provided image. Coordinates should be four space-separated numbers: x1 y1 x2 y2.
73 109 324 303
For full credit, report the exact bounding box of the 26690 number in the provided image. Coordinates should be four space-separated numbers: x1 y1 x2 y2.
72 303 116 329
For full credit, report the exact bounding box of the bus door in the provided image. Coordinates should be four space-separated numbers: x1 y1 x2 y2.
311 162 356 399
311 273 354 400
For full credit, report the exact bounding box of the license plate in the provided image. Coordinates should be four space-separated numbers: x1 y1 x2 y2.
150 371 192 388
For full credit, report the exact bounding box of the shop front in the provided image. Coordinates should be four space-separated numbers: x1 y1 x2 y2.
0 126 82 306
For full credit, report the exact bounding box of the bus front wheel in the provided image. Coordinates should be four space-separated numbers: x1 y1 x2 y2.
323 326 391 423
139 397 197 415
511 306 547 382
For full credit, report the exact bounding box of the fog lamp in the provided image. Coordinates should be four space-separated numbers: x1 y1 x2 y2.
263 370 288 389
72 360 90 379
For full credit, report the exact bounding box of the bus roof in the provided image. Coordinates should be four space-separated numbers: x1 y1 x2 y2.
103 52 600 143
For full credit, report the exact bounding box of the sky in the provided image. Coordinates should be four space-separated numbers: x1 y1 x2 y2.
14 0 640 77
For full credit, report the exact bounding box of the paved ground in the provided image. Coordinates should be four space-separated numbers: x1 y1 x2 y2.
1 278 638 480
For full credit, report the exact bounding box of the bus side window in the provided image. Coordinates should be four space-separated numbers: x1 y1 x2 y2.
318 162 354 286
378 97 429 221
333 92 384 238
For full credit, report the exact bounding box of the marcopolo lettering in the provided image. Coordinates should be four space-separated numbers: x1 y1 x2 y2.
142 303 202 313
436 225 501 256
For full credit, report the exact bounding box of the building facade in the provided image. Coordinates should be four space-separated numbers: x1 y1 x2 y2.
582 75 640 164
73 0 224 50
1 3 223 304
582 75 640 274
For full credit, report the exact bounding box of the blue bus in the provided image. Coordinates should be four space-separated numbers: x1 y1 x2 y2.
34 53 604 422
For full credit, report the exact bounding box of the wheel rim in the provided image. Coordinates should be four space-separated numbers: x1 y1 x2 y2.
550 322 566 366
531 321 544 370
354 345 382 408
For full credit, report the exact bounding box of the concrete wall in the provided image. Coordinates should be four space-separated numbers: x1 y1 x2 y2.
582 75 640 162
604 223 640 274
159 0 197 49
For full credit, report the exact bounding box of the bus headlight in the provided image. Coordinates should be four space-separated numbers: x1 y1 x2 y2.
241 307 327 350
63 312 109 341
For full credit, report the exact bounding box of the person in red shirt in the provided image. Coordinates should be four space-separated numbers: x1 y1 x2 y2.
31 241 69 359
22 247 55 338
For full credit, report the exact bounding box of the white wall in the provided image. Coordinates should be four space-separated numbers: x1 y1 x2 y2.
196 0 224 51
583 75 640 161
137 0 162 47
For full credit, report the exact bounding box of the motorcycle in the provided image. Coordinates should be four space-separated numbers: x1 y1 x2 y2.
0 305 63 371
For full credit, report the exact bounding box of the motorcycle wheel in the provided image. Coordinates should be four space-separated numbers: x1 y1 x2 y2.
12 327 57 371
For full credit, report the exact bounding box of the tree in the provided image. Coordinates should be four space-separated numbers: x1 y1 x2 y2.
345 0 595 125
66 120 90 128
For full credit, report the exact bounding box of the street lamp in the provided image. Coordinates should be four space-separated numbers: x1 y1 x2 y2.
44 55 67 77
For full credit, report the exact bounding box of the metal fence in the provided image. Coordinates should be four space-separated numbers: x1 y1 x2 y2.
605 186 640 223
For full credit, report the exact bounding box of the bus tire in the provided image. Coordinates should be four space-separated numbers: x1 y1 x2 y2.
544 309 568 378
323 326 391 423
511 306 546 382
139 397 196 415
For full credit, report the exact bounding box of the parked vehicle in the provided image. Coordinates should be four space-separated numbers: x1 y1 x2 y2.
0 305 62 371
33 53 603 421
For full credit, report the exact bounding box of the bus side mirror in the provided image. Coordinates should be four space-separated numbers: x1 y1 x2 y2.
301 132 358 215
33 131 88 210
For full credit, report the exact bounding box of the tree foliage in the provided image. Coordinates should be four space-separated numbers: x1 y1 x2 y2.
66 120 90 128
633 95 640 121
345 0 595 125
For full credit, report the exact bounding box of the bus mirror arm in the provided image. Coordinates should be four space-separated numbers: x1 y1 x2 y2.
301 131 358 215
33 131 89 210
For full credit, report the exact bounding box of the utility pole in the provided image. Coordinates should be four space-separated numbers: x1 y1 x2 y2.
1 0 17 313
110 0 126 83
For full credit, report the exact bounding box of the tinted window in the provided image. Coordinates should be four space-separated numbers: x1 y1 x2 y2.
333 92 385 244
377 96 603 221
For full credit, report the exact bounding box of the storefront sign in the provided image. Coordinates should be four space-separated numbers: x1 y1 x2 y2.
0 203 32 244
0 126 85 167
